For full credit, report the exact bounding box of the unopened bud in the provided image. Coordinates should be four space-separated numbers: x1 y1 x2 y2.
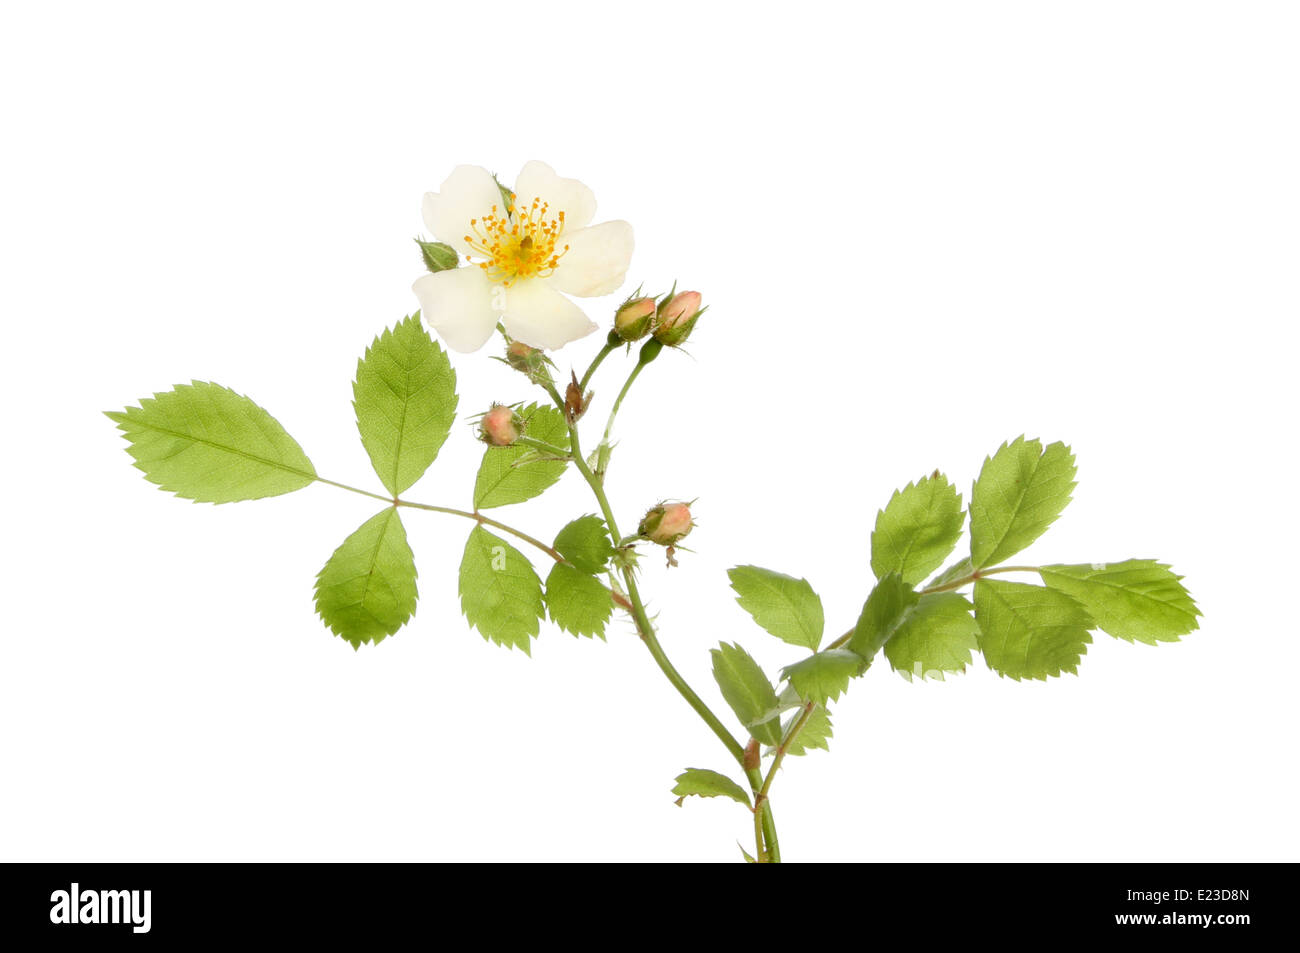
654 291 704 346
503 338 553 385
480 404 521 447
614 296 657 342
639 502 694 545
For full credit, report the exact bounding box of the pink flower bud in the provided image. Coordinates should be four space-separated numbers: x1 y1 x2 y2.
506 340 536 364
614 296 657 342
654 291 704 346
481 404 520 447
503 338 553 385
639 502 694 545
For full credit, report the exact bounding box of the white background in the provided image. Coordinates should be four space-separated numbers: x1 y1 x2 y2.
2 1 1297 862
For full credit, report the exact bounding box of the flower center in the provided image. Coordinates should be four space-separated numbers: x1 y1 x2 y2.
464 197 569 286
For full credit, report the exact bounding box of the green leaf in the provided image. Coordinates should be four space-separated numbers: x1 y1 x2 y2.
544 562 612 639
106 381 315 503
871 473 965 585
969 437 1077 569
782 705 833 757
884 593 981 680
314 508 417 649
973 579 1093 680
353 315 458 497
473 403 570 509
780 650 863 705
672 769 751 808
1039 560 1200 645
415 239 458 273
727 565 824 651
848 573 920 661
459 526 544 653
710 643 784 746
553 515 615 574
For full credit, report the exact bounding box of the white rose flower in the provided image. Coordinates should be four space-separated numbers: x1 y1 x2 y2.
413 161 635 353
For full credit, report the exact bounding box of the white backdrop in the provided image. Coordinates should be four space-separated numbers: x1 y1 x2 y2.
2 1 1296 862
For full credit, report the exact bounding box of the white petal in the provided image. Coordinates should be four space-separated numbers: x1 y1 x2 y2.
547 220 635 297
412 266 502 353
422 165 503 256
502 279 597 350
513 160 597 232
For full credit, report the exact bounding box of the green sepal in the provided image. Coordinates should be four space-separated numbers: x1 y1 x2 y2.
415 239 458 273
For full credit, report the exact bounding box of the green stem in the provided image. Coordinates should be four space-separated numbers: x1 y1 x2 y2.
921 564 1039 594
824 565 1043 651
516 435 572 458
568 426 743 760
394 499 562 561
565 422 781 860
760 702 814 804
579 336 620 393
313 476 395 505
600 361 647 450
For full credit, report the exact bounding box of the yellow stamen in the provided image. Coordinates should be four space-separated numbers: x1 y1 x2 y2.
463 200 570 286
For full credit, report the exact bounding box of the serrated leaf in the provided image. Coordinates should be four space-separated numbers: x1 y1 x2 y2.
973 579 1093 680
473 403 570 509
782 705 833 757
314 508 417 649
672 768 751 807
353 315 457 497
710 643 784 746
459 526 544 653
727 566 824 651
1039 560 1200 645
848 573 920 661
544 562 612 639
969 437 1077 569
872 474 965 585
107 381 315 503
780 650 863 705
553 515 615 574
884 593 981 681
